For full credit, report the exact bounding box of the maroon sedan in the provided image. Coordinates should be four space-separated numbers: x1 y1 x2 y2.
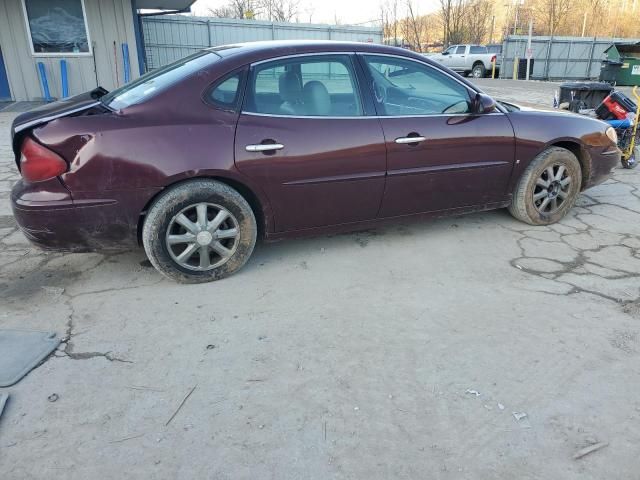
10 41 620 283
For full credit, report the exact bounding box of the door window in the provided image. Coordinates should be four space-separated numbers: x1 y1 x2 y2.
207 71 243 110
363 55 473 116
455 46 466 54
244 55 362 116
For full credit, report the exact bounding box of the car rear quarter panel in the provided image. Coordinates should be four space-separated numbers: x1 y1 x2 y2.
505 110 615 191
27 60 273 243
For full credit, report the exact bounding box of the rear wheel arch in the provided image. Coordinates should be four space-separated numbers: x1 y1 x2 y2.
137 175 268 246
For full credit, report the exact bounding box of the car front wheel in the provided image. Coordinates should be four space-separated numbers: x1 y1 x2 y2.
142 179 257 283
508 146 582 225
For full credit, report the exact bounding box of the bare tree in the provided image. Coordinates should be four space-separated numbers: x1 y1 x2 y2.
532 0 571 35
208 0 261 19
405 0 426 52
464 0 493 44
439 0 466 46
380 0 400 45
263 0 301 22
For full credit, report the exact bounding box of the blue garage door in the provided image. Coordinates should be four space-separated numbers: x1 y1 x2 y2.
0 47 11 100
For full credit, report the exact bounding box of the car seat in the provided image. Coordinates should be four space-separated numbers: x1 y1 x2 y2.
302 81 331 116
278 71 303 115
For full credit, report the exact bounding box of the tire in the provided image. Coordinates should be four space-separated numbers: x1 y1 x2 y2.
621 147 638 169
472 63 486 78
508 147 582 225
142 179 257 283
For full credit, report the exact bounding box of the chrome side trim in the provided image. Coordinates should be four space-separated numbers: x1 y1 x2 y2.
388 160 509 177
250 51 357 66
283 171 385 185
241 111 502 120
601 148 621 155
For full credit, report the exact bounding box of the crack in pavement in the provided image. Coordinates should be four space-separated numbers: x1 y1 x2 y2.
504 171 640 314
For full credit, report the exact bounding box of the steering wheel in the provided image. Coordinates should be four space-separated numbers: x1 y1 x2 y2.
372 81 387 104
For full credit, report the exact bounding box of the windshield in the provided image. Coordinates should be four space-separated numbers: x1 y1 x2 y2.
102 51 219 110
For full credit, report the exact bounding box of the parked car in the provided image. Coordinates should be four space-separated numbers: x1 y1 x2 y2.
428 44 500 78
11 40 620 283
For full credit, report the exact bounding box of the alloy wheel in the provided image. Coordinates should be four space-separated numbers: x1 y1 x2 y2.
533 164 572 214
165 203 240 271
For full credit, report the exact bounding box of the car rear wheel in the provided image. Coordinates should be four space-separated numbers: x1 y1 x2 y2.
142 179 257 283
508 146 582 225
472 63 486 78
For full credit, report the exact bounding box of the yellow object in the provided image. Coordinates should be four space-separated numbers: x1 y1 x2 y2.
491 58 496 79
512 57 519 80
622 86 640 162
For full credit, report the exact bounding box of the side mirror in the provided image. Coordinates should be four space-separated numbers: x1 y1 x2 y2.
474 93 496 114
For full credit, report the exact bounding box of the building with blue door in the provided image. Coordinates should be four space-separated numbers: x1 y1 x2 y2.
0 0 194 101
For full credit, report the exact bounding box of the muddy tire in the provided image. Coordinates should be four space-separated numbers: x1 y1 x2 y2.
508 146 582 225
142 179 257 283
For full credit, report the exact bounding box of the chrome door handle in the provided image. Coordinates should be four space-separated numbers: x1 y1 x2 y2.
395 136 426 144
245 143 284 152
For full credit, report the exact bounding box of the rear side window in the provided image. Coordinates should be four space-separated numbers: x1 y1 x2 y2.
244 55 363 117
103 51 218 110
470 46 488 54
206 71 244 110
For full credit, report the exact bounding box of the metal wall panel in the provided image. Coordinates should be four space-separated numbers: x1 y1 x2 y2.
0 0 140 101
142 15 382 70
500 35 639 80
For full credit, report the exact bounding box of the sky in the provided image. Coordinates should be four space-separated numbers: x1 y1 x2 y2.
191 0 440 26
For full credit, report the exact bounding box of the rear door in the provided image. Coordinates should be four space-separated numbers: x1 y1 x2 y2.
358 54 515 217
234 53 387 232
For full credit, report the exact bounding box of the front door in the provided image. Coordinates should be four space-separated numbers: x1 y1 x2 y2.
359 54 515 217
234 54 387 232
449 45 468 70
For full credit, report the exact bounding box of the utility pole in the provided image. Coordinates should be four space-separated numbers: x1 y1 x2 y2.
526 19 533 80
490 15 495 44
513 1 519 35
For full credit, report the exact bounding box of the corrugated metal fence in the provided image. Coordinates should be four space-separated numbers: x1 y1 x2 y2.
142 15 383 70
500 35 640 80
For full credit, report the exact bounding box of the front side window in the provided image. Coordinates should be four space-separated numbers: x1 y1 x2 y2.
363 55 472 116
455 46 466 54
23 0 90 54
103 51 218 110
244 55 362 117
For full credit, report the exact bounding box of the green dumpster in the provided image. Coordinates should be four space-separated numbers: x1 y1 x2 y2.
602 42 640 86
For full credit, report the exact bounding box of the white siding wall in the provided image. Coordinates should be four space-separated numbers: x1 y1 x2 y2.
0 0 140 101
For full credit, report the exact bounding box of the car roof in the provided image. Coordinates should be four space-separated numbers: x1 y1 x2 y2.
206 40 426 61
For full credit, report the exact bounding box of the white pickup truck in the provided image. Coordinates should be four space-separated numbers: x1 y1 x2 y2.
428 45 500 78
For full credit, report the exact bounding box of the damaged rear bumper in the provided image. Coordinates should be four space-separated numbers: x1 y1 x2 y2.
11 179 138 252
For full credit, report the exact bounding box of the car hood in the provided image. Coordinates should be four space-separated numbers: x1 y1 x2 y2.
11 87 108 138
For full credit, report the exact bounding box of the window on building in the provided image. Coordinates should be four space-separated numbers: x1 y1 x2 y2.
23 0 90 54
